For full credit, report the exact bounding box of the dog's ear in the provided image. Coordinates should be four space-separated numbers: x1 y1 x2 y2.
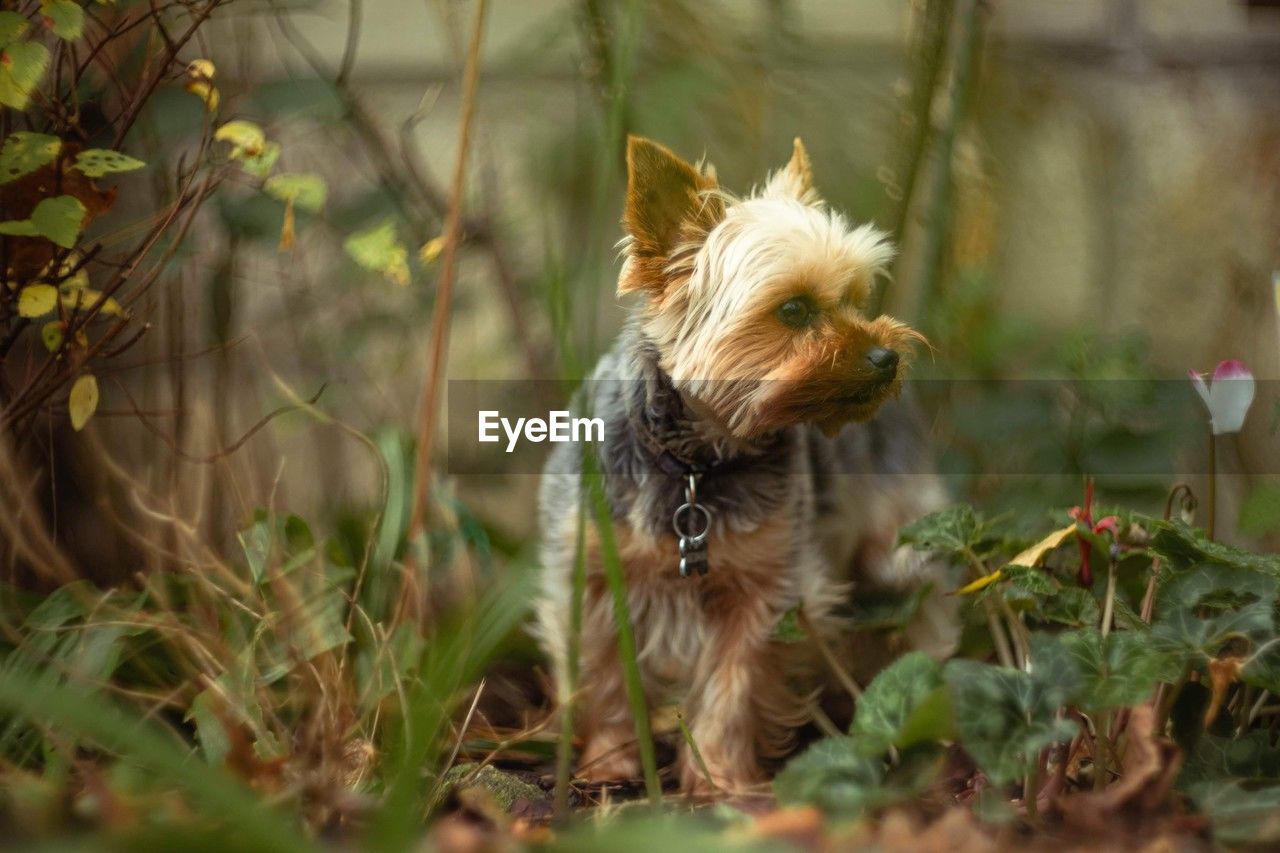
765 137 818 203
620 135 721 295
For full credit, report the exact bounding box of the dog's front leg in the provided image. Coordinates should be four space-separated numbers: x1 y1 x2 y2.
680 596 775 795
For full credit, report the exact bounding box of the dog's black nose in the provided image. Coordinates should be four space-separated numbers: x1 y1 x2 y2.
864 347 899 375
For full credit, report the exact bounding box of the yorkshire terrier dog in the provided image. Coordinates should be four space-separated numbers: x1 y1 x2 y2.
535 136 956 795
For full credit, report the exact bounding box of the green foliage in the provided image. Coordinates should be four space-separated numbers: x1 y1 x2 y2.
265 172 327 213
73 148 146 178
344 219 410 286
0 132 61 183
1052 629 1178 712
40 0 84 41
0 39 50 110
899 505 991 557
0 195 87 247
943 659 1077 785
849 651 947 754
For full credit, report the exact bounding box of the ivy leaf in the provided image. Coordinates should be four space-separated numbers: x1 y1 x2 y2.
0 40 51 110
850 652 945 755
774 737 886 815
1038 586 1101 628
68 374 98 431
344 219 409 286
1181 731 1280 787
944 659 1077 785
40 0 84 41
899 505 986 556
1148 519 1280 576
32 195 87 248
72 149 145 178
0 132 61 184
214 120 266 159
264 172 326 213
17 283 58 317
1056 629 1178 712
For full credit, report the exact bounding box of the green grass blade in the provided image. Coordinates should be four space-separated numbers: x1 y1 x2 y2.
586 469 662 806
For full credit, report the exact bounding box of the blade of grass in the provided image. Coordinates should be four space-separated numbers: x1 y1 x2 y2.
586 467 662 806
0 670 312 853
554 484 589 816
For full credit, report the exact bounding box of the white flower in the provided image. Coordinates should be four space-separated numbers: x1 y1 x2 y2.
1189 360 1256 435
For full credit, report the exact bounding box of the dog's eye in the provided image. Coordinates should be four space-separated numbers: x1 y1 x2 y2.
777 296 817 329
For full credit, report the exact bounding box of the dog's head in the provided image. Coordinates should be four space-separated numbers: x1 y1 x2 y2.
619 135 923 438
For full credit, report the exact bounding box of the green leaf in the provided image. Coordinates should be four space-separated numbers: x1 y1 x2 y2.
240 140 280 181
7 195 89 248
899 505 985 556
72 148 145 178
0 12 31 49
344 219 409 286
1056 629 1179 712
774 736 886 815
264 172 326 213
944 659 1077 785
1037 586 1101 628
1190 781 1280 847
40 0 84 41
1182 732 1280 787
32 195 87 248
0 217 38 236
0 40 50 110
1242 640 1280 693
850 651 944 754
1149 519 1280 576
237 514 272 584
0 132 61 184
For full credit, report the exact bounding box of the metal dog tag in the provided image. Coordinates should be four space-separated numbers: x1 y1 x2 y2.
672 474 711 578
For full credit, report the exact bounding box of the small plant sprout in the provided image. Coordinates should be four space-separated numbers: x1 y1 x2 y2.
1189 360 1256 539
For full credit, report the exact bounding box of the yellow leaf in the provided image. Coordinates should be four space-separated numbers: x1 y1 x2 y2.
1007 523 1078 568
18 283 58 317
60 287 124 317
214 120 265 158
954 570 1002 596
184 80 220 113
186 58 215 80
419 236 444 264
40 320 61 351
68 374 98 431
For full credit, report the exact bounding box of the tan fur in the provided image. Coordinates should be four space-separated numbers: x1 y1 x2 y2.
539 136 952 797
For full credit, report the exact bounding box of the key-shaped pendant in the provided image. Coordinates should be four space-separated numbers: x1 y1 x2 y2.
672 473 711 578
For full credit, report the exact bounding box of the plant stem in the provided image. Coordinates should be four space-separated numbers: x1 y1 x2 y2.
963 548 1019 669
1207 430 1217 540
406 0 489 547
1101 555 1118 638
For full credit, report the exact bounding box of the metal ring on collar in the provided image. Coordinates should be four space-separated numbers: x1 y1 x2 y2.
672 502 711 545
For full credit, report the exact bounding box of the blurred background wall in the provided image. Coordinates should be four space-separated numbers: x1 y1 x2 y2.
62 0 1279 576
